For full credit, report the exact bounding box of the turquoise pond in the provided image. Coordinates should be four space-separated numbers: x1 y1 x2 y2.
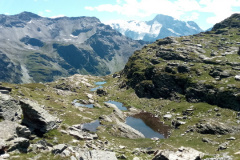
90 81 106 91
105 100 128 111
82 120 100 132
72 100 94 108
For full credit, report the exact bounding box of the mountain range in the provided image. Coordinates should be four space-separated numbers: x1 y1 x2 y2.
0 12 145 83
108 14 203 42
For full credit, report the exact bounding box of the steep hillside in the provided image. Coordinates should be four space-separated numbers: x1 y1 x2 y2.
121 13 240 111
0 12 145 83
108 14 203 42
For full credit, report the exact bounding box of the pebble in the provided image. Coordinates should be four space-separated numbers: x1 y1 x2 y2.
226 137 236 140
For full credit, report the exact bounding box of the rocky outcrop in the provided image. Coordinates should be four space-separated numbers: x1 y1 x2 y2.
212 13 240 31
20 99 58 133
0 93 22 122
153 147 204 160
121 14 240 111
195 120 236 135
0 121 31 152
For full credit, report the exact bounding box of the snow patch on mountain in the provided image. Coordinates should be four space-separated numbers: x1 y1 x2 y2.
107 14 203 42
167 28 180 35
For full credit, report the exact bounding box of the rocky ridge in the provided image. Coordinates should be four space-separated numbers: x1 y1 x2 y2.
0 11 145 83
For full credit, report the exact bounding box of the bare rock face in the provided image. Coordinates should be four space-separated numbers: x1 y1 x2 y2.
0 93 22 122
153 147 204 160
20 99 58 133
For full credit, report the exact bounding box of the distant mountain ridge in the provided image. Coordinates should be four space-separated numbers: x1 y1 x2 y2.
0 12 145 83
108 14 203 42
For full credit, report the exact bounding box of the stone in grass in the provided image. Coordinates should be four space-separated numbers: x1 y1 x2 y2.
235 75 240 81
52 144 67 154
163 114 172 120
226 137 236 140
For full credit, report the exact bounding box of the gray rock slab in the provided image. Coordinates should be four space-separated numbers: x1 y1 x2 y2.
20 99 58 133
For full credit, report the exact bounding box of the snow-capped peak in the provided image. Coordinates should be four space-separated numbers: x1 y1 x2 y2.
106 14 203 42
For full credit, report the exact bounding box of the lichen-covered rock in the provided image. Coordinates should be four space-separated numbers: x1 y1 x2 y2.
20 99 58 133
0 93 22 122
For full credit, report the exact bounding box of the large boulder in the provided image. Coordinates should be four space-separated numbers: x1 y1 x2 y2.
153 147 204 160
20 99 58 133
0 93 22 122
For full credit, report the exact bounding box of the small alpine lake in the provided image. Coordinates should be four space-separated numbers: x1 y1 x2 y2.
126 112 171 139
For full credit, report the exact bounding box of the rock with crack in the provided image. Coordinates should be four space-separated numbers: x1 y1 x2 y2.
20 99 58 133
68 126 98 140
0 93 22 122
52 144 67 154
76 149 118 160
153 147 204 160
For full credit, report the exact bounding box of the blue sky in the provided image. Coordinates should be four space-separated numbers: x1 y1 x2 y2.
0 0 239 30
